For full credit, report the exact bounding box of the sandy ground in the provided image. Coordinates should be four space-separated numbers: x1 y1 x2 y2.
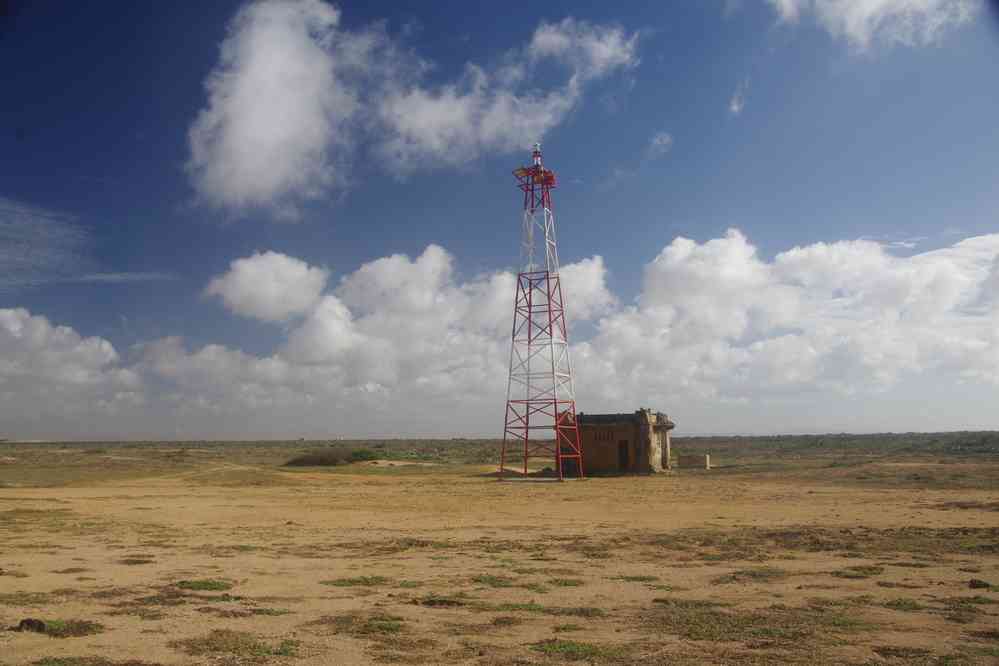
0 453 997 665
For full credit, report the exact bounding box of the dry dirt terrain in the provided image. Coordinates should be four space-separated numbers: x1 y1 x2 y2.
0 437 997 665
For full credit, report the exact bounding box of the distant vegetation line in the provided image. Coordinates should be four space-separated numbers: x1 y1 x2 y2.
4 431 997 466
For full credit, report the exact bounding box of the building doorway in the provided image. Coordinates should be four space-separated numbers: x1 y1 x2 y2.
618 441 629 471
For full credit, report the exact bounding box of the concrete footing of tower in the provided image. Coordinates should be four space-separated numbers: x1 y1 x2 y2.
576 408 676 475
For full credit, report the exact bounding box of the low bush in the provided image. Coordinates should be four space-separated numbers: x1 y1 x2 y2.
285 447 379 467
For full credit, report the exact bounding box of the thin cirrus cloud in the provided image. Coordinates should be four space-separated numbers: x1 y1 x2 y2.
3 230 998 438
186 0 640 220
729 78 748 116
0 197 175 290
765 0 981 49
645 131 674 159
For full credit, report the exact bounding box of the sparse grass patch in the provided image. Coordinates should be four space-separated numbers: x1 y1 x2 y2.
653 597 729 610
174 578 232 591
935 594 997 623
651 525 999 560
578 547 611 560
124 588 187 607
612 575 658 583
321 575 390 587
530 639 628 661
883 597 924 612
51 567 89 574
939 595 997 607
522 582 550 594
932 501 999 512
33 658 163 666
491 616 521 626
806 596 873 610
877 581 923 589
831 565 883 579
27 619 105 638
554 624 582 632
118 558 154 565
252 607 292 616
357 614 404 635
0 591 51 605
647 598 872 644
650 584 676 592
546 606 606 618
308 612 405 636
413 593 470 608
712 567 789 585
490 601 545 613
171 629 297 657
549 578 584 587
472 574 514 588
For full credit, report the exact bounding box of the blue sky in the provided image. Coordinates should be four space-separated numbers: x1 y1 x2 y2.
2 0 998 439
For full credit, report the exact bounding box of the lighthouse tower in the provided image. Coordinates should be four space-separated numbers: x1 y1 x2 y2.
499 144 584 481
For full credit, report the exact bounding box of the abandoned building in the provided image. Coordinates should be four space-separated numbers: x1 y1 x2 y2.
577 409 675 474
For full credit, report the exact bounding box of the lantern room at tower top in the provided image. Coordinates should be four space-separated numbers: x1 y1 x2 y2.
513 143 557 189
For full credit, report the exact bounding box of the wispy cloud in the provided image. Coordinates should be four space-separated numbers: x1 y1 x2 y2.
885 237 927 250
75 273 178 284
0 197 176 290
859 234 930 251
0 197 92 287
729 78 749 116
645 131 674 159
600 129 674 190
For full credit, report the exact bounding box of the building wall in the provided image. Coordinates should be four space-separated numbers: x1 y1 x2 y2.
658 428 672 471
579 422 639 474
577 409 675 475
579 424 671 474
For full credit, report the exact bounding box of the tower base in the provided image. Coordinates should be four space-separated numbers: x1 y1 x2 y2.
500 399 584 481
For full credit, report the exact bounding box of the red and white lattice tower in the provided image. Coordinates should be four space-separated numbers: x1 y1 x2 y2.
499 144 584 481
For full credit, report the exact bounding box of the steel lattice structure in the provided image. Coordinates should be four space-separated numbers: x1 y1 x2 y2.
499 144 584 480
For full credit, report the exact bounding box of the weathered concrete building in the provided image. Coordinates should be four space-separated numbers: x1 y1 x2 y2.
577 409 675 475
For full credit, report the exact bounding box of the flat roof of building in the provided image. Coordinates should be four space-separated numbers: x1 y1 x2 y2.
577 410 675 428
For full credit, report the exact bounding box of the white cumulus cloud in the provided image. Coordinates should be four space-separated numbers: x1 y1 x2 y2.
0 308 142 435
205 250 329 322
374 18 638 174
766 0 981 49
187 1 640 215
576 230 999 422
5 231 999 438
186 0 358 219
143 246 613 434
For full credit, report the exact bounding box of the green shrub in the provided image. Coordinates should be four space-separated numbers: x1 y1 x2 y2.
348 449 379 462
285 447 379 466
284 449 349 467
